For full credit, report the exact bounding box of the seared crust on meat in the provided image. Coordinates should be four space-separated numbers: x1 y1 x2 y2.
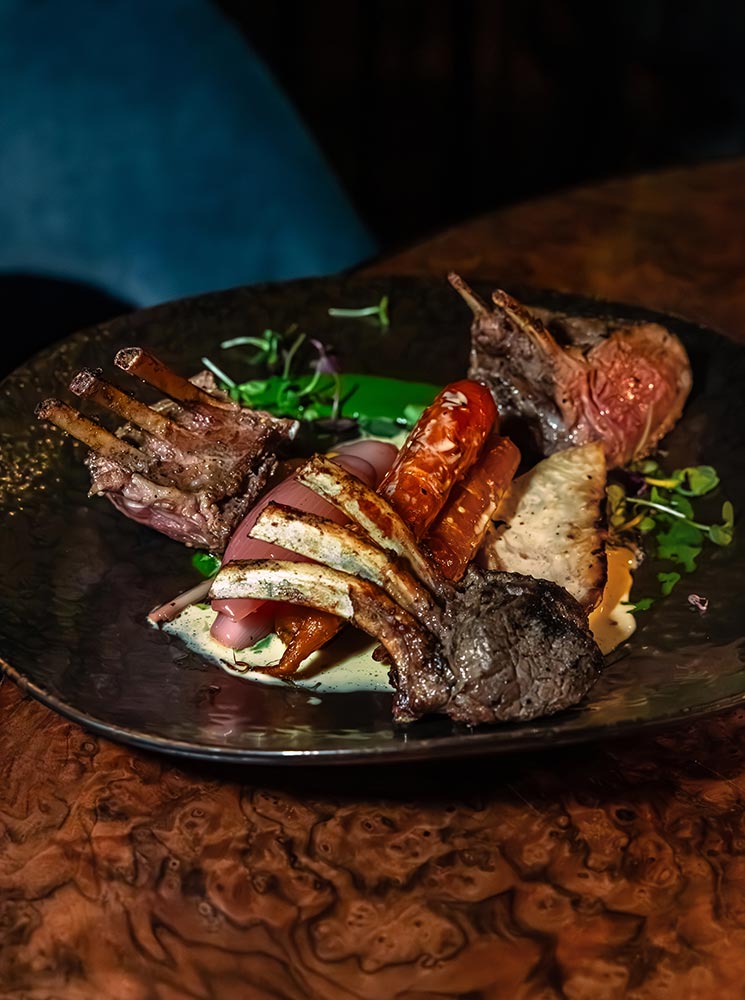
451 274 692 468
211 454 604 726
36 350 297 551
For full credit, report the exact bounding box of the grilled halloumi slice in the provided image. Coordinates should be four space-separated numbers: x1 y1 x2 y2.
482 441 607 611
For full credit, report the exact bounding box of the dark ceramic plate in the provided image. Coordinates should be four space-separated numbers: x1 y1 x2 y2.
1 276 744 764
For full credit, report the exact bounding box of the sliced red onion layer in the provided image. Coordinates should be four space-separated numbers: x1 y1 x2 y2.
210 439 397 648
210 601 276 648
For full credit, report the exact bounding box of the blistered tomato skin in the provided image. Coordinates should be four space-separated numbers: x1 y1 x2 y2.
378 380 497 538
424 434 520 581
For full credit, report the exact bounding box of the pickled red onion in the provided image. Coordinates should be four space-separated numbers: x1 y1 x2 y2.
210 439 397 648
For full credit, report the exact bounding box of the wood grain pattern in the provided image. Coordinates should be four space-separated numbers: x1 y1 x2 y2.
366 158 745 343
4 158 745 998
5 676 745 999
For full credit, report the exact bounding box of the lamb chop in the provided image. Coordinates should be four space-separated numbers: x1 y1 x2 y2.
452 274 692 468
36 348 297 552
210 455 603 725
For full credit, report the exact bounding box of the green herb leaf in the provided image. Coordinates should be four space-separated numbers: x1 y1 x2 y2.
677 465 720 496
667 493 695 519
609 457 735 608
606 483 627 528
657 571 681 596
191 551 221 578
635 459 662 476
250 634 274 653
709 501 735 546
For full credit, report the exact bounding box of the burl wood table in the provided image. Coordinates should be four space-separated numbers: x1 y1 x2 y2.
3 158 745 999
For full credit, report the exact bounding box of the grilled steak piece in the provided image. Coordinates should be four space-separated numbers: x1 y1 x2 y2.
431 567 603 725
451 274 692 468
36 348 297 551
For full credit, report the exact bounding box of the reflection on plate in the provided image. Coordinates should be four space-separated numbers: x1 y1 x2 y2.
1 276 744 764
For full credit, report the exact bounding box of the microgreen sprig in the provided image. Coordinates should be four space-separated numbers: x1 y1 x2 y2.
197 299 439 444
220 329 282 368
608 459 734 610
328 295 390 329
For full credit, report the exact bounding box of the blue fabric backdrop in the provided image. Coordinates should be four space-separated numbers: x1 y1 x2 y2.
0 0 376 306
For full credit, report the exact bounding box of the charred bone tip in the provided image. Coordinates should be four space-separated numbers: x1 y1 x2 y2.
114 345 235 411
448 272 489 317
68 368 104 396
114 347 144 371
490 288 523 312
35 397 60 421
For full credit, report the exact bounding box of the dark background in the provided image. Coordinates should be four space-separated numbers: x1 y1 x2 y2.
221 0 745 247
5 0 745 376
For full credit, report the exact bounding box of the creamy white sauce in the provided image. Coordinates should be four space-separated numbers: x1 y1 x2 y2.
163 605 391 692
163 544 636 689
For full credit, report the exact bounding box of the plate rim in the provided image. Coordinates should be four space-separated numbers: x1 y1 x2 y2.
1 273 743 764
5 650 745 765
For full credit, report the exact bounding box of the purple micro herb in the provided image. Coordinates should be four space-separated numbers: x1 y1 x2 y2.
309 339 341 375
626 470 649 496
687 594 709 614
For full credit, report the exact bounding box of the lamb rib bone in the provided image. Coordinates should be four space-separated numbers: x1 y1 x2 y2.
34 399 151 476
451 273 692 468
250 503 445 632
115 347 234 410
37 346 299 551
69 368 203 450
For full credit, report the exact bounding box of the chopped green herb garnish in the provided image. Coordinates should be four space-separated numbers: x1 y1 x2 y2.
191 551 221 578
657 570 682 596
250 634 275 653
609 459 734 607
328 295 390 328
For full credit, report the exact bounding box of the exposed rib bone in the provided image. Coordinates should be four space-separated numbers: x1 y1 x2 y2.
447 272 489 317
251 503 444 631
69 369 200 445
489 289 570 363
35 399 150 474
148 578 212 624
115 347 232 410
295 455 447 597
211 560 448 692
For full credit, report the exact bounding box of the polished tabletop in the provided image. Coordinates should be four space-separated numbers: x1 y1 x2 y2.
3 158 745 999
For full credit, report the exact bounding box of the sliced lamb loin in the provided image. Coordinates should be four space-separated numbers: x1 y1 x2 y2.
452 274 692 468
